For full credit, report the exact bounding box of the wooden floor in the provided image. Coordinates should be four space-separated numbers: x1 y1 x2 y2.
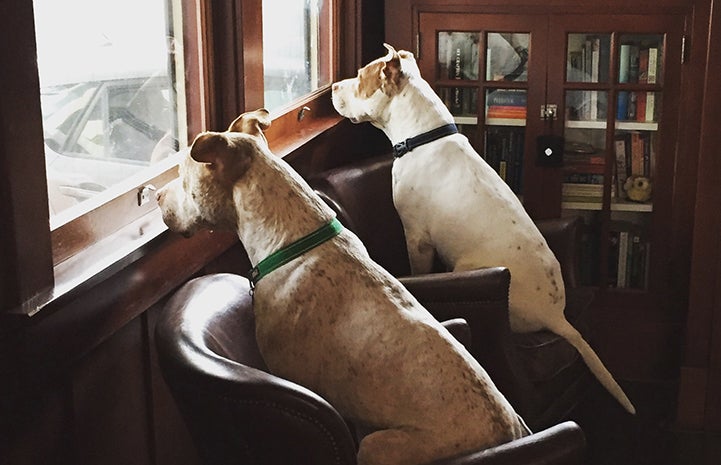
571 379 721 465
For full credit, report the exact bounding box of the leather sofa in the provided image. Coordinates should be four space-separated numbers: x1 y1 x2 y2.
156 273 587 465
308 154 595 430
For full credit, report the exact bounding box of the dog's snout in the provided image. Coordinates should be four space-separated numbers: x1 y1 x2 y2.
332 82 340 92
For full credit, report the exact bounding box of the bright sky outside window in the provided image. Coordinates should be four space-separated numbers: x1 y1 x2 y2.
262 0 329 112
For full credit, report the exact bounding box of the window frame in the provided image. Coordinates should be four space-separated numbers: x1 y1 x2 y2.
1 0 348 316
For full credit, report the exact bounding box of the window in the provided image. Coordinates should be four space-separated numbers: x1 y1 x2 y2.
262 0 333 111
33 0 187 223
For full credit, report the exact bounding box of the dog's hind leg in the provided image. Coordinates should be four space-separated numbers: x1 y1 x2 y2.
404 231 436 275
357 428 429 465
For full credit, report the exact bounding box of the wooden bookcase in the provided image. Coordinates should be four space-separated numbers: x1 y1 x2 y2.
388 3 693 382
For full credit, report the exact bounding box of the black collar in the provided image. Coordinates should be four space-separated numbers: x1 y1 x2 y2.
392 123 458 158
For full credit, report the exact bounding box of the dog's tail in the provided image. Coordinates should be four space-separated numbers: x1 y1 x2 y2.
549 319 636 415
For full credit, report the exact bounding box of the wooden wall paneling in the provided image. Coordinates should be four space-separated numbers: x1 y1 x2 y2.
0 0 54 313
146 300 203 465
71 317 152 465
677 0 721 433
1 377 74 465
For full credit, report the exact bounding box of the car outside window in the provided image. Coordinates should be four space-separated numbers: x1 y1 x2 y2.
33 0 186 221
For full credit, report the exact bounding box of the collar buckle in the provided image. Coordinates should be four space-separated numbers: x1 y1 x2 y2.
393 140 409 158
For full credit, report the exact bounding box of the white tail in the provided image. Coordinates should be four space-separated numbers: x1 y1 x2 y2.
549 319 636 415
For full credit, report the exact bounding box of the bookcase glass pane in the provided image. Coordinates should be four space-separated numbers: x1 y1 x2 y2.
438 32 480 80
566 33 611 83
485 88 527 124
616 91 661 123
438 87 478 117
486 32 529 82
484 125 525 195
566 89 608 122
618 35 664 84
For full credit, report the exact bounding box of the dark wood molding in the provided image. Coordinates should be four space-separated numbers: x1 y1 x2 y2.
0 0 54 313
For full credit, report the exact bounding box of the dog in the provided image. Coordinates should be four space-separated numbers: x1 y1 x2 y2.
331 44 635 415
156 109 528 465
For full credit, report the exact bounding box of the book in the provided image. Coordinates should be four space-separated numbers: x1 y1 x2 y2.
636 92 646 122
628 45 640 83
617 91 629 120
617 230 630 288
645 92 655 122
562 182 604 198
486 89 527 106
628 92 637 120
619 44 631 83
647 47 658 83
630 131 645 176
487 106 527 119
614 134 630 199
638 48 649 83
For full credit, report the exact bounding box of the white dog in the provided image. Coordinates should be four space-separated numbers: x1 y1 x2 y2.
156 109 528 465
332 44 635 415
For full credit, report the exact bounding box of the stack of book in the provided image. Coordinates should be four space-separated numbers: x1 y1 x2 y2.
614 131 652 199
562 146 605 200
485 89 527 121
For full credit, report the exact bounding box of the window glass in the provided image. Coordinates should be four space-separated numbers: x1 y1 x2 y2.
262 0 331 111
33 0 186 221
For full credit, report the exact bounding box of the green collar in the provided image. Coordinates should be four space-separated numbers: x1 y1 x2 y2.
248 218 344 288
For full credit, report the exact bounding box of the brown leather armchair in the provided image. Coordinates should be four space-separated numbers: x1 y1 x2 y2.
308 154 596 430
155 273 586 465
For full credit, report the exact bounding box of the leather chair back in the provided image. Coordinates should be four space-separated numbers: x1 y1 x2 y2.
155 273 359 465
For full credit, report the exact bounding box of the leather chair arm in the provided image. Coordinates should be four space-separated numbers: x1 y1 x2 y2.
427 421 586 465
399 267 530 412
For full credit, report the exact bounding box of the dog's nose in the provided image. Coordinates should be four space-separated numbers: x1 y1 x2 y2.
332 82 339 92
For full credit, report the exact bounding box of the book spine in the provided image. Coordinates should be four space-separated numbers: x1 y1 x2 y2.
638 49 649 83
628 45 640 82
619 44 631 83
647 48 658 84
614 135 629 199
617 91 629 120
617 231 629 288
636 92 647 122
645 92 655 122
631 132 645 176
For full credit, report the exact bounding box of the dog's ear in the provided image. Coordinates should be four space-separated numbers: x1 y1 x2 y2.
190 132 229 165
190 132 252 182
380 45 403 93
228 109 272 137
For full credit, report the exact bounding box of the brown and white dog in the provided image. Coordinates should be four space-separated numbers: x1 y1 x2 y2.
331 45 635 415
156 109 527 465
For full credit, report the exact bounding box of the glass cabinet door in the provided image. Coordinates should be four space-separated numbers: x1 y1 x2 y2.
433 28 532 196
557 27 668 291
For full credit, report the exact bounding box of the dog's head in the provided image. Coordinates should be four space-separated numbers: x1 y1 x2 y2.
331 44 419 126
156 108 271 236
